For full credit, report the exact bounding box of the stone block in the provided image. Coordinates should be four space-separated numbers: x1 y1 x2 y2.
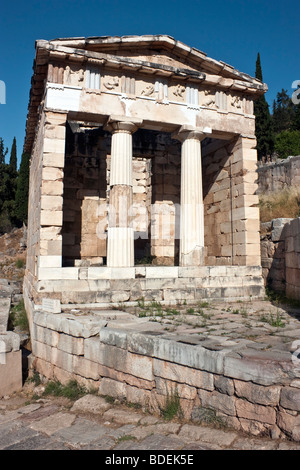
51 347 73 373
153 358 214 391
39 256 62 268
73 355 100 380
37 267 78 280
271 218 292 242
110 268 135 279
235 398 276 425
234 379 281 406
40 210 63 227
145 267 179 278
98 377 127 399
178 267 209 278
57 333 84 356
43 137 66 154
155 377 197 400
42 167 63 181
34 312 106 338
43 153 65 168
41 180 64 196
214 375 234 396
41 195 63 211
153 338 225 375
198 389 236 416
40 226 62 241
224 355 288 386
88 267 111 279
0 350 22 397
277 409 300 441
290 218 300 237
280 386 300 411
0 331 20 352
42 298 61 313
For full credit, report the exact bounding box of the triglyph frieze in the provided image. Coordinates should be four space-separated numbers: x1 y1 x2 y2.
47 60 254 117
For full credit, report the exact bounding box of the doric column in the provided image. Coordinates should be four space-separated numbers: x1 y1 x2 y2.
105 117 140 267
173 126 207 266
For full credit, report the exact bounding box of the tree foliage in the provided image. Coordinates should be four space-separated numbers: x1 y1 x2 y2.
14 152 30 225
254 53 274 160
0 137 30 234
274 130 300 159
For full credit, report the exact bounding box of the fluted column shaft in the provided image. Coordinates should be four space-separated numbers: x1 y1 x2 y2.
174 128 206 266
105 120 138 267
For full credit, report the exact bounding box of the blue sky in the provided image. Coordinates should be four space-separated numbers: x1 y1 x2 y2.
0 0 298 166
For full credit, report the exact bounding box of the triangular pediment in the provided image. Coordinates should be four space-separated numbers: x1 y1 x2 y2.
45 35 264 88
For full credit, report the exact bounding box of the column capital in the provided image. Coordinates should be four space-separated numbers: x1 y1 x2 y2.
172 125 212 143
104 115 142 134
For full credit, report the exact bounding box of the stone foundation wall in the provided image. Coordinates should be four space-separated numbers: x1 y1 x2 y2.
24 265 264 307
257 155 300 194
28 309 300 441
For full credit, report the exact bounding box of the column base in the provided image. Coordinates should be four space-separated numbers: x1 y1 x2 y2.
180 246 205 267
107 227 134 267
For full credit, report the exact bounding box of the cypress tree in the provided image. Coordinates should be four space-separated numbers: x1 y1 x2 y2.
0 138 11 233
14 152 30 225
9 137 17 172
0 137 7 165
254 53 274 160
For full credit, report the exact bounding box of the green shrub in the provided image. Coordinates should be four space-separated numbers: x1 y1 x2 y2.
9 300 29 332
43 380 88 400
160 385 183 421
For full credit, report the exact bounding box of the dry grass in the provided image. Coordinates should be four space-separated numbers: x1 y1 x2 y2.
259 187 300 222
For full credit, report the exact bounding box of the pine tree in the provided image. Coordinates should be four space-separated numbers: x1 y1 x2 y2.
254 53 274 160
14 152 30 225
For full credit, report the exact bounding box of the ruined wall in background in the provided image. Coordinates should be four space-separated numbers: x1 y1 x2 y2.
257 155 300 194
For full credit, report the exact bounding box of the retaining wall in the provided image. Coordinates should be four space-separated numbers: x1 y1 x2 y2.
257 155 300 194
261 218 300 300
27 304 300 441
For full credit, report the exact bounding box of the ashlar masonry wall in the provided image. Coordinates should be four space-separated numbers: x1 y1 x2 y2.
257 155 300 194
28 306 300 441
261 217 300 300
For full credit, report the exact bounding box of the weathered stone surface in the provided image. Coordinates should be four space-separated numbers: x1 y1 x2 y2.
29 412 76 436
153 338 226 374
71 395 112 414
178 424 237 447
234 380 281 406
224 354 288 385
198 389 236 416
153 358 214 390
214 375 235 396
280 387 300 411
277 409 300 441
235 398 276 425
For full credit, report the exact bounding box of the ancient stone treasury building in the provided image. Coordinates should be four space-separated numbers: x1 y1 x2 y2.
23 35 266 317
